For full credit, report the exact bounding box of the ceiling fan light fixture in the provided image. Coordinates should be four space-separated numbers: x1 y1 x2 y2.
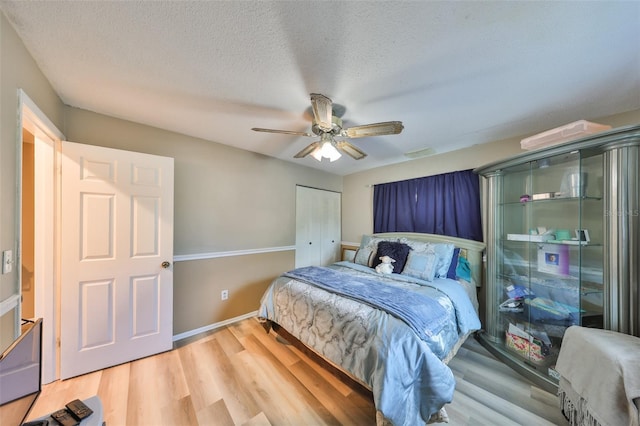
311 149 323 162
251 93 403 162
323 142 342 162
311 134 341 162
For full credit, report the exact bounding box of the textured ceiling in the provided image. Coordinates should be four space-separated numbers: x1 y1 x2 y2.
2 1 639 176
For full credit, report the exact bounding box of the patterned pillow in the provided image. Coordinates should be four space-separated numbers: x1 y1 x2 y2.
354 247 376 267
402 250 438 281
371 241 412 273
356 235 392 268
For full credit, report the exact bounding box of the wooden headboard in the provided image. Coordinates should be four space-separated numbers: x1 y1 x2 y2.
371 232 486 286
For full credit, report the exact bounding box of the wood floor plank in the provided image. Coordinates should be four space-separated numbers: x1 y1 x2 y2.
213 326 247 358
447 389 522 426
97 362 131 426
270 323 369 398
27 318 568 426
159 395 199 426
288 360 375 425
194 398 235 426
241 411 272 426
236 333 341 425
282 340 359 397
178 340 223 412
201 336 262 424
28 370 101 418
455 378 558 426
249 323 302 368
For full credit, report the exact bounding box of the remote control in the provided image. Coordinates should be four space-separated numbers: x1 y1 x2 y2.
22 421 49 426
50 409 78 426
65 399 93 421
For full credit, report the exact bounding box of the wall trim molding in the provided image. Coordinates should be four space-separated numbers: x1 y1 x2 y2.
173 246 295 262
172 310 258 342
0 294 20 317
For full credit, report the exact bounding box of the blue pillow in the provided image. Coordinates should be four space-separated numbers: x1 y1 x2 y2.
402 250 438 281
446 248 460 279
432 243 456 278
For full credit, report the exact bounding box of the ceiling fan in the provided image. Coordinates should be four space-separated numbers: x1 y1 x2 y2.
252 93 404 161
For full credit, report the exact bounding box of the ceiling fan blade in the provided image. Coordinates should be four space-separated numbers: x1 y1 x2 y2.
294 141 321 158
336 140 367 160
310 93 333 132
344 121 404 138
252 127 313 137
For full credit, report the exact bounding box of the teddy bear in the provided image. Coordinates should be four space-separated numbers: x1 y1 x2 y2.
375 256 396 274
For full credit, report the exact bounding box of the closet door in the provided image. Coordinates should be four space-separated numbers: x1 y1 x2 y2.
295 186 341 268
320 190 341 265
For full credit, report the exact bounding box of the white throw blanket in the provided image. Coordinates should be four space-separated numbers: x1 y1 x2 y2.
555 326 640 426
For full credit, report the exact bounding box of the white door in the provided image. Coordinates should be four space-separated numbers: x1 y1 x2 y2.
60 141 174 379
295 186 316 267
295 186 341 267
320 191 341 265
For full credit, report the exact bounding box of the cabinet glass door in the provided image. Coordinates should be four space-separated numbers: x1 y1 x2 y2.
494 150 604 380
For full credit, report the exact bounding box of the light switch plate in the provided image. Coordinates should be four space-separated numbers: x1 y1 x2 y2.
2 250 13 274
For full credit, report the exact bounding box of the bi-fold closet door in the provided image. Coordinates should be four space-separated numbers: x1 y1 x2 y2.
295 186 341 268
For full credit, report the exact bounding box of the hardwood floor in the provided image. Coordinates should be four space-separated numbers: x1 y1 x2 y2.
27 318 569 425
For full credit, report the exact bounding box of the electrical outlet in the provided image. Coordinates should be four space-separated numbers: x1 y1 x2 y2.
2 250 13 274
221 289 229 301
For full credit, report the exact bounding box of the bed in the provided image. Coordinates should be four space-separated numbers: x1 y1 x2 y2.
258 232 486 425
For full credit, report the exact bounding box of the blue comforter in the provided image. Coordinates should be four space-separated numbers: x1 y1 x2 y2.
284 266 449 341
258 262 481 425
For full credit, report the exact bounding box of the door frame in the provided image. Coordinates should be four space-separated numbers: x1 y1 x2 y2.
18 89 64 383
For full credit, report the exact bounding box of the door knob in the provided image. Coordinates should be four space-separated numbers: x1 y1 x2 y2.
161 261 171 269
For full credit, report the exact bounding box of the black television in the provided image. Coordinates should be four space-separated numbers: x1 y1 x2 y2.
0 318 43 426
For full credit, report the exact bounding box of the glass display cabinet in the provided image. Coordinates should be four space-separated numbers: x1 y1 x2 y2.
474 124 640 391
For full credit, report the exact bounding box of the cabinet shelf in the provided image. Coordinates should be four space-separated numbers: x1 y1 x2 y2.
502 237 600 247
501 195 602 206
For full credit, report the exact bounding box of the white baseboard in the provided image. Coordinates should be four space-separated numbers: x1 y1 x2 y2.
172 310 258 342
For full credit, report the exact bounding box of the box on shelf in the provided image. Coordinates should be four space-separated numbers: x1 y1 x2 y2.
531 192 557 200
507 233 554 242
521 120 611 151
505 330 546 364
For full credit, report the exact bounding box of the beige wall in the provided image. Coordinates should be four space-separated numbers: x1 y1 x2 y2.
342 109 640 244
63 107 342 334
1 12 65 350
174 251 294 333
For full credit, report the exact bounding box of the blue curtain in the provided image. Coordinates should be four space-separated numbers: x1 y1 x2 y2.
373 169 482 241
373 179 416 233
